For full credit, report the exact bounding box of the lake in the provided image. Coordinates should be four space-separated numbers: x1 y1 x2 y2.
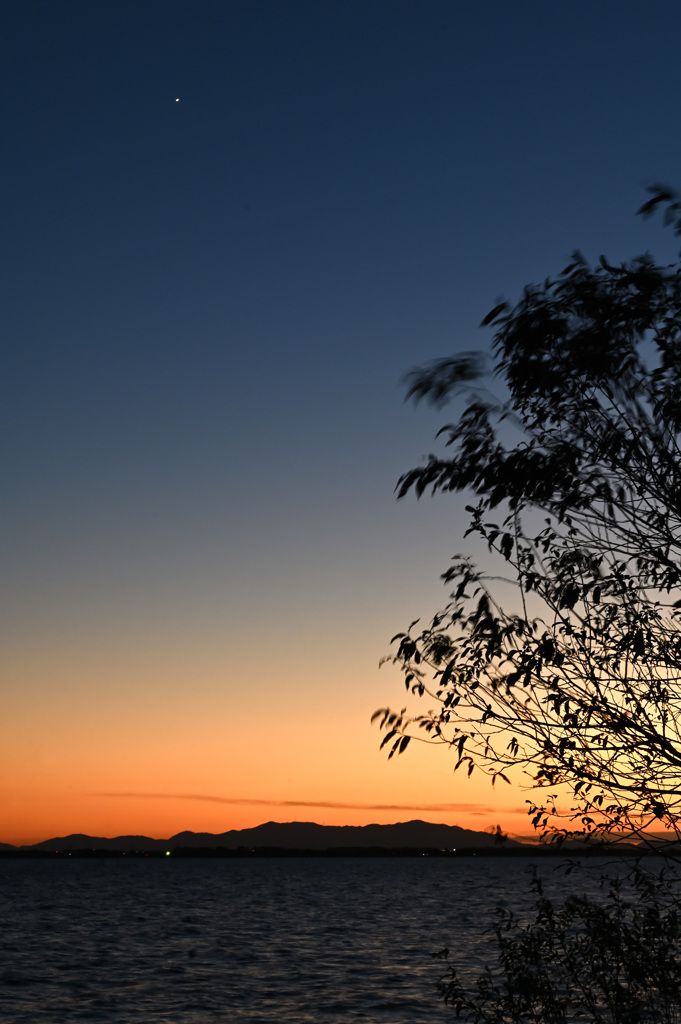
0 855 619 1023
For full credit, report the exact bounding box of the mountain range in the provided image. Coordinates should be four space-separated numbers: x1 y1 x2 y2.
4 820 522 852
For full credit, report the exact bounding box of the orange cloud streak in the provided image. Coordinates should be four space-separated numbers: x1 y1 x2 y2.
93 792 504 815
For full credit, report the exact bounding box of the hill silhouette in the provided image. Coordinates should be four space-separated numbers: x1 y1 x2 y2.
18 820 520 852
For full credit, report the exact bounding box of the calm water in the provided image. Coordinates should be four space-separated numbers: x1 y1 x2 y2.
0 855 605 1023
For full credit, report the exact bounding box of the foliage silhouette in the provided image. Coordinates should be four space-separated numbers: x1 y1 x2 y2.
434 863 681 1024
375 186 681 845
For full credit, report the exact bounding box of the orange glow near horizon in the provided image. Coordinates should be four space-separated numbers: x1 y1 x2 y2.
1 524 534 849
3 789 532 849
1 656 532 845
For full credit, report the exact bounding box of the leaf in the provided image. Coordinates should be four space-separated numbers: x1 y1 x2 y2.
500 533 514 560
559 583 580 610
379 730 396 750
480 301 509 327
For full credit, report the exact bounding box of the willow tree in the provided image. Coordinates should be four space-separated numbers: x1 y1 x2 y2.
375 187 681 844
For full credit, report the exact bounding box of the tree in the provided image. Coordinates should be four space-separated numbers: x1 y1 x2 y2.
374 186 681 845
434 864 681 1024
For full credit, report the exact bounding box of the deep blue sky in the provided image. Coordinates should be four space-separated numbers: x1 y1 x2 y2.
4 1 681 840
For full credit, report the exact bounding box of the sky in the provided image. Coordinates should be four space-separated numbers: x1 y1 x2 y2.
3 0 681 845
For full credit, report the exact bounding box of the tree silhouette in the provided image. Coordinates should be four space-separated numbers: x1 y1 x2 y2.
434 864 681 1024
375 187 681 845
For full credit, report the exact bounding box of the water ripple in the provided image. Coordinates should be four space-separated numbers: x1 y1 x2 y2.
0 856 587 1023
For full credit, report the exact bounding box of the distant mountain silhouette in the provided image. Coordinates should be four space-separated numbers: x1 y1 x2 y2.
29 833 165 852
171 820 520 850
18 820 521 852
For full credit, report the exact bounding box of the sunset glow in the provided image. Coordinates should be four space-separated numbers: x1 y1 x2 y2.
3 2 681 849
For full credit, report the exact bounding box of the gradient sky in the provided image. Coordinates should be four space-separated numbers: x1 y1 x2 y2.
3 1 681 845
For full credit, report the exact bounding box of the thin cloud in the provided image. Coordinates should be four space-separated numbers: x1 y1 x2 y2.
92 792 497 815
